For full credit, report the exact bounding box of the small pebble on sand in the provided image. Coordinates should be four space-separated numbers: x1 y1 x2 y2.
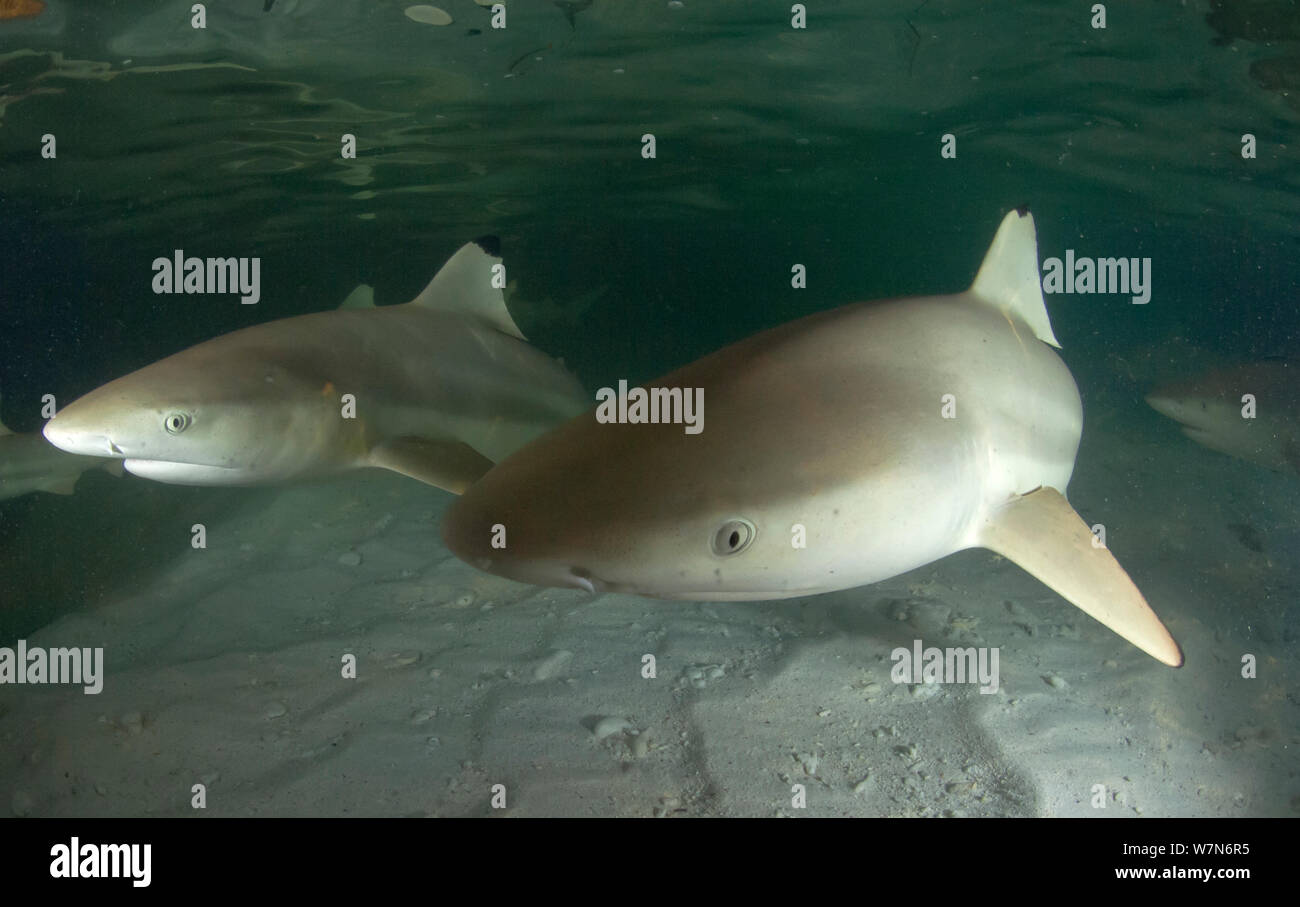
592 716 632 740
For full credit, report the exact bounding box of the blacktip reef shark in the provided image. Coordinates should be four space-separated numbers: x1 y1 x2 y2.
443 209 1183 667
43 238 588 494
1147 360 1299 475
0 394 122 501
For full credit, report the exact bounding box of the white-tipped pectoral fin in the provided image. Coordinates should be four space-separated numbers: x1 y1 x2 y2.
977 486 1183 667
368 437 495 495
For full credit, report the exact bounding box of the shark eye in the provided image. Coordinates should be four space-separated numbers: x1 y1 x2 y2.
164 412 192 435
711 518 756 556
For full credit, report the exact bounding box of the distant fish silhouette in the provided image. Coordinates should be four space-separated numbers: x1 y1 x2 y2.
1147 360 1300 475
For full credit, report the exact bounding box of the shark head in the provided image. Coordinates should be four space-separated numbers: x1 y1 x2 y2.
44 342 346 485
1145 385 1238 446
441 414 830 600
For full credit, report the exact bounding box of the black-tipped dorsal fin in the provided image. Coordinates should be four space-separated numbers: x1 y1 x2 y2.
969 209 1060 349
408 238 526 341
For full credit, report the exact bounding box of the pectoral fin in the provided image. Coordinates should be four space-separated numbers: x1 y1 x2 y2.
368 437 494 494
978 486 1183 667
44 477 80 495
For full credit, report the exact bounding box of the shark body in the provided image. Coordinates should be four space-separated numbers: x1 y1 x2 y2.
1147 360 1299 475
43 239 588 493
442 210 1183 666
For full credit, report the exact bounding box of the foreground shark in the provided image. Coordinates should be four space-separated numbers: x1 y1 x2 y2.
442 210 1183 666
0 397 121 501
43 239 588 493
1147 360 1298 475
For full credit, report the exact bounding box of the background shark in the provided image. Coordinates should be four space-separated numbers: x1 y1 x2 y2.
42 238 588 494
1147 359 1298 474
442 210 1183 667
0 394 121 501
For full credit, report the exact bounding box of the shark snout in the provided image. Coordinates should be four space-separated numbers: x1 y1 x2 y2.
442 488 604 594
1146 391 1210 432
43 417 123 458
1144 393 1176 418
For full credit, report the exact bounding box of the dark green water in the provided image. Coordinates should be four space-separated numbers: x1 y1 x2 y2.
3 2 1297 399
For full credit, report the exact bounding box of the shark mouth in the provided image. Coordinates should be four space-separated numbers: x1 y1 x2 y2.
567 567 607 595
652 589 828 601
122 459 244 485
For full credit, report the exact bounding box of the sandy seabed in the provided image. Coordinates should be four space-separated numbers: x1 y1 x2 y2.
1 413 1295 818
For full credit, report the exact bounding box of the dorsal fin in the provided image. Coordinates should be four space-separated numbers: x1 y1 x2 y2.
408 237 526 341
969 208 1060 349
339 284 375 309
0 391 10 436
